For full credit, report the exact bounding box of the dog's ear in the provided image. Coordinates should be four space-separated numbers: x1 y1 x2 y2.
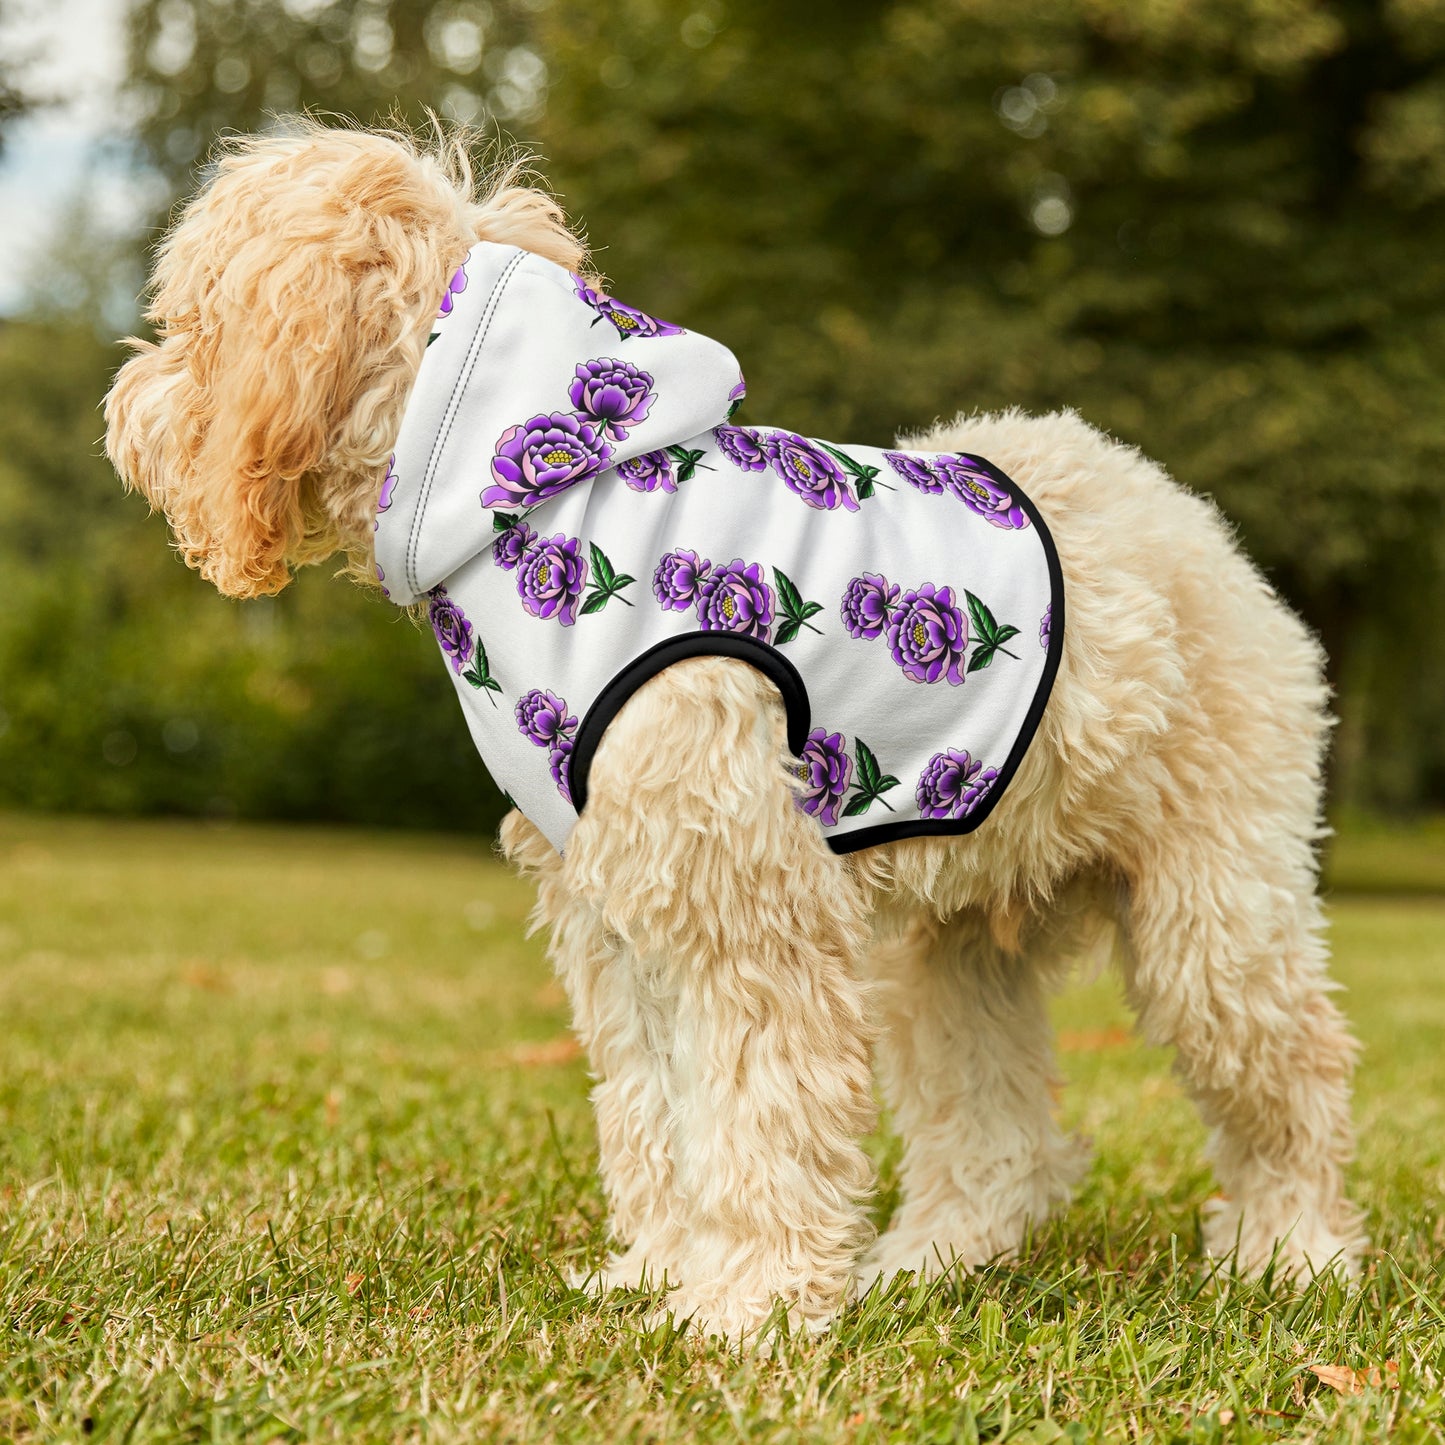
107 238 393 599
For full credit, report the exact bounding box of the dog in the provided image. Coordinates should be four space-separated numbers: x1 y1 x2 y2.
105 121 1364 1342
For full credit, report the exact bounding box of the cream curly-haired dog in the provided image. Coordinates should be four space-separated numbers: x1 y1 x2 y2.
105 123 1363 1342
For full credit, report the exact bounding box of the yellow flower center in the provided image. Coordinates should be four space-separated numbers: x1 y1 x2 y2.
963 476 991 501
614 312 637 330
912 620 927 648
722 594 737 621
542 448 573 466
792 458 813 481
536 562 551 588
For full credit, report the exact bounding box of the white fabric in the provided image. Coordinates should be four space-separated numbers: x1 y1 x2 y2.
374 242 1062 855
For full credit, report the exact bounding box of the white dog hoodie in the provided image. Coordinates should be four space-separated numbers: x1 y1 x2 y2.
373 241 1063 855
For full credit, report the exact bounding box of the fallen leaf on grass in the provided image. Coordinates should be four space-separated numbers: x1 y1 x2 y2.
1056 1027 1133 1052
498 1037 583 1067
1310 1362 1399 1395
344 1273 365 1296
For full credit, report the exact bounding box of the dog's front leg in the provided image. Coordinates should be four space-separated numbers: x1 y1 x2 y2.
502 809 688 1290
564 658 878 1344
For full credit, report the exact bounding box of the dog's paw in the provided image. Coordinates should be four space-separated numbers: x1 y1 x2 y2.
1202 1196 1366 1282
859 1218 1020 1294
570 1245 675 1296
645 1287 837 1350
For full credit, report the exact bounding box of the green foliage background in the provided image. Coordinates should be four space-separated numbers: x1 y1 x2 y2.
4 0 1445 828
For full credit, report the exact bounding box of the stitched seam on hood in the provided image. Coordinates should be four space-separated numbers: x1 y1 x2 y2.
405 248 526 598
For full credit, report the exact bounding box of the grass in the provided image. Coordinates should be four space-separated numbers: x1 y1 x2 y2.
1 811 1443 1443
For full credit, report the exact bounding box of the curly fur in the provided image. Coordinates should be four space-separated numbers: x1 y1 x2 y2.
105 122 1365 1344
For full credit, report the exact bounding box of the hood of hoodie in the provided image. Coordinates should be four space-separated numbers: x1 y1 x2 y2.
373 242 744 607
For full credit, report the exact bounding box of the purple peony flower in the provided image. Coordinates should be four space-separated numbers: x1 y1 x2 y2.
887 583 969 685
656 546 710 604
438 263 468 316
567 356 656 440
935 455 1031 529
572 274 684 340
760 431 860 512
915 749 999 821
375 455 398 531
696 558 774 639
884 451 946 494
1040 602 1053 650
516 532 588 627
795 729 852 828
617 449 677 493
516 689 577 749
481 411 614 509
712 424 768 472
841 573 900 640
548 735 575 804
428 587 473 674
492 519 537 571
653 549 712 610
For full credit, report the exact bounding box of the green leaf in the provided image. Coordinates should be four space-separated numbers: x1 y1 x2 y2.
493 511 521 534
775 618 802 646
589 542 616 590
842 793 875 817
874 774 901 796
799 601 825 621
773 568 805 619
856 475 875 500
580 591 613 615
965 590 1000 647
855 738 882 793
968 645 997 673
610 573 636 590
666 445 709 482
991 624 1021 647
483 678 502 694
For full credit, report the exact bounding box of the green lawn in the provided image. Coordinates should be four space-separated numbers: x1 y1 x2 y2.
2 812 1443 1443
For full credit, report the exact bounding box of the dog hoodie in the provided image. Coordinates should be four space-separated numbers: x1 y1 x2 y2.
373 241 1063 855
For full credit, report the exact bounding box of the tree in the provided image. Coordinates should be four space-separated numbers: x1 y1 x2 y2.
76 0 1445 814
0 0 36 154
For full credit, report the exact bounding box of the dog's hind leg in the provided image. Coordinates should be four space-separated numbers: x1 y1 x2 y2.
859 910 1088 1289
562 658 878 1342
1120 825 1364 1279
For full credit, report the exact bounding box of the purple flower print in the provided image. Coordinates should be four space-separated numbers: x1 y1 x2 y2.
795 729 852 828
712 424 768 472
883 451 946 494
915 749 999 821
481 412 614 510
840 573 900 641
438 263 467 316
516 533 588 627
1040 602 1053 650
375 455 398 531
727 375 747 418
653 549 712 610
617 449 677 493
936 455 1031 530
567 357 656 440
760 431 860 512
516 689 577 749
696 559 774 640
428 587 474 674
492 518 537 571
572 274 684 340
887 583 969 685
376 562 389 599
548 734 575 804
